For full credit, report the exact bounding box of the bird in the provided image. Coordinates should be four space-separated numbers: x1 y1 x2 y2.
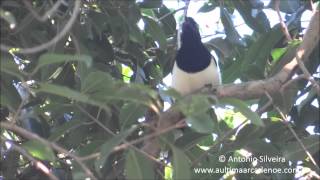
172 17 221 95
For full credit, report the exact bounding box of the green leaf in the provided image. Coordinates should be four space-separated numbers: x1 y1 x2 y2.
95 127 136 171
222 57 242 83
0 76 21 110
178 95 211 116
129 24 145 44
219 98 264 127
35 54 92 72
76 140 104 157
268 41 301 76
48 119 83 141
114 85 157 105
171 145 191 180
138 0 162 8
177 95 216 133
0 58 24 80
141 8 155 18
22 140 56 162
186 113 216 134
233 0 270 33
198 2 217 13
120 102 147 130
164 164 173 180
125 149 155 180
220 7 245 47
88 11 109 33
240 25 286 79
246 139 282 156
143 16 167 50
125 41 149 66
175 129 208 149
271 47 288 62
160 88 182 100
233 124 264 149
35 83 108 109
144 62 163 84
81 71 113 94
81 71 157 107
37 83 89 102
153 6 177 36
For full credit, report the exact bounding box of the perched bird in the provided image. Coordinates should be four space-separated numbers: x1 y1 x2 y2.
172 17 221 95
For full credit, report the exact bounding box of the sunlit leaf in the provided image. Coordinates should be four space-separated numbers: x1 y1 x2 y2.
271 47 288 62
22 140 56 162
219 98 264 127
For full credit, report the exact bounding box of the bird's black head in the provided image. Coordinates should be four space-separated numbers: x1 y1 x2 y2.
181 17 201 44
176 17 212 73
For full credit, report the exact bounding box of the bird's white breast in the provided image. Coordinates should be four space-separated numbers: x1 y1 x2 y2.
172 59 221 95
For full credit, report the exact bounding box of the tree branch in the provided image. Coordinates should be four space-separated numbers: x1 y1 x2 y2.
275 0 320 93
142 5 319 157
265 92 320 170
0 1 81 54
22 0 67 22
10 143 59 180
0 122 97 180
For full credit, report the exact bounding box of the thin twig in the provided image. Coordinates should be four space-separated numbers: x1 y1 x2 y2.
10 99 26 125
79 120 185 161
256 98 273 115
0 0 81 54
10 143 59 180
177 1 190 49
158 6 186 22
76 105 168 167
0 122 97 180
264 92 320 171
22 0 66 22
114 120 185 152
280 74 306 92
275 0 320 94
294 50 320 95
275 0 292 41
183 0 190 18
191 120 249 166
70 32 81 54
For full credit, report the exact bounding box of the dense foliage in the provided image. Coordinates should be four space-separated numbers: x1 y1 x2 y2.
1 0 319 180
